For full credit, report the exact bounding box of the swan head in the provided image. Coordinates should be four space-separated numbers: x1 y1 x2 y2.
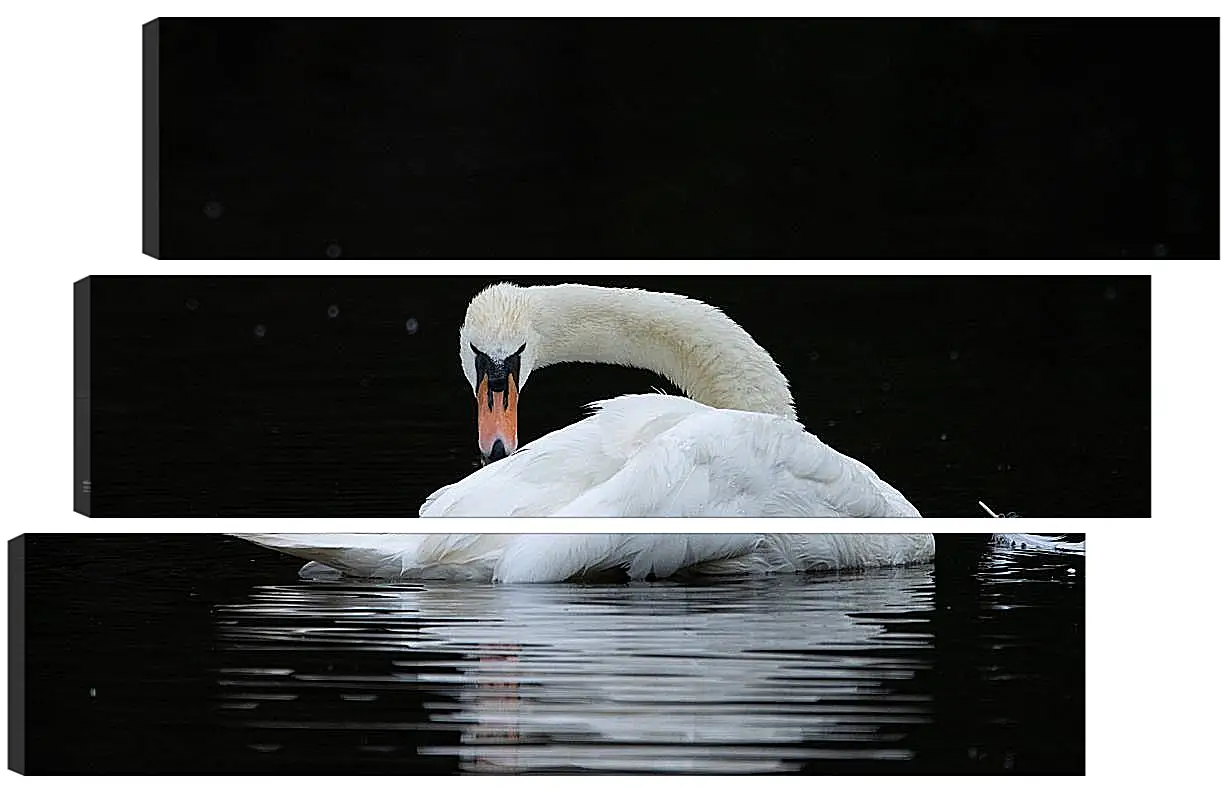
459 284 538 464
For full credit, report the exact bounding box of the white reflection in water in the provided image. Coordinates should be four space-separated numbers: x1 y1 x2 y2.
214 569 936 773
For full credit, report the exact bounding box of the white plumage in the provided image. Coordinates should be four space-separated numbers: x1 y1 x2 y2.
422 394 919 517
232 533 937 584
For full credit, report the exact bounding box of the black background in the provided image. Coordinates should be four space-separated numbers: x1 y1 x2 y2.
20 535 448 774
151 18 1219 259
85 275 1150 517
19 534 1085 775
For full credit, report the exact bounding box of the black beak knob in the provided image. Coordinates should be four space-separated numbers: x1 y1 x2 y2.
488 439 508 462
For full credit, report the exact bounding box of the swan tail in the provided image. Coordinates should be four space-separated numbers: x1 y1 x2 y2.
230 533 510 580
230 533 420 578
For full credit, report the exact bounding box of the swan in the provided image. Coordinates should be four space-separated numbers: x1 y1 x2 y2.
421 282 922 518
232 284 936 583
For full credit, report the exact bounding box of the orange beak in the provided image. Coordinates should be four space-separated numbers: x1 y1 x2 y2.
476 373 518 464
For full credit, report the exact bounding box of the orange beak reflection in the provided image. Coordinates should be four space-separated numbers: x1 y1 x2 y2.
476 374 518 464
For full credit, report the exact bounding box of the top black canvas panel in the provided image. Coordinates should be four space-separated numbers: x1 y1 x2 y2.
79 275 1151 517
145 18 1219 260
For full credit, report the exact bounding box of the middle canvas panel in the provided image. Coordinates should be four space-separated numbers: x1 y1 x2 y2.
77 274 1150 518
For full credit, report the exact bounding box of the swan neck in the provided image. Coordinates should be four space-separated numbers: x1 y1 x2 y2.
530 285 796 418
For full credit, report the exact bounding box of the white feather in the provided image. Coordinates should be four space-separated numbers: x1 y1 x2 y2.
990 533 1085 554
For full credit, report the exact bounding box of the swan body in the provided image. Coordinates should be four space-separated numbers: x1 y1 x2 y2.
232 533 937 584
426 283 922 521
422 394 919 517
236 285 936 584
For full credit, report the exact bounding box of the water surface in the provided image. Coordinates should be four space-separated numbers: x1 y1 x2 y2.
23 535 1084 774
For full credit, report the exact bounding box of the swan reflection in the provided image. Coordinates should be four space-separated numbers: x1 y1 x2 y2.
214 569 936 773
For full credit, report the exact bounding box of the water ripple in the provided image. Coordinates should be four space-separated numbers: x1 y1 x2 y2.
211 554 1081 774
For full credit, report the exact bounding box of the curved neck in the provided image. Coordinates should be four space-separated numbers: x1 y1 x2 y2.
526 285 796 419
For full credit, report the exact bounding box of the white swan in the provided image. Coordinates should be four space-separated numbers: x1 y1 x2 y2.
232 284 937 583
422 282 921 518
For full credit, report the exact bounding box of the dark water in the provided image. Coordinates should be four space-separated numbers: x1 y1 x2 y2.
86 275 1150 517
21 535 1084 774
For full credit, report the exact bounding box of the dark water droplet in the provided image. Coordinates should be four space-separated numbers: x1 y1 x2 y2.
1104 286 1118 301
949 350 959 361
185 298 199 311
405 318 419 334
327 304 340 318
325 242 343 259
1153 243 1167 257
254 324 266 339
203 201 223 219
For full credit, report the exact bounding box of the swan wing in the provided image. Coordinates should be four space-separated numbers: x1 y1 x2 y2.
420 394 919 518
418 394 701 516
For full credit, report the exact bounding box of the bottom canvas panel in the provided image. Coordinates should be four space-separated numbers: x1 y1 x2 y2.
11 533 1084 775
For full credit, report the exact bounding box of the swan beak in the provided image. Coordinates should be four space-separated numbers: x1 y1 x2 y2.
477 373 518 464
